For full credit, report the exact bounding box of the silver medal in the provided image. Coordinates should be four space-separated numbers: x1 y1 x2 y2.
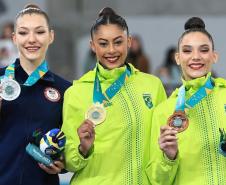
0 78 21 101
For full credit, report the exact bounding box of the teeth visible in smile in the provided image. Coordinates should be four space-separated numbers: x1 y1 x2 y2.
189 63 204 69
106 57 118 62
26 47 39 51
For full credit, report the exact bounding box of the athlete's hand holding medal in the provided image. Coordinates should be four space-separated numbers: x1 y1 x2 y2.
158 86 187 160
77 119 95 157
78 103 106 157
77 103 105 157
158 125 178 160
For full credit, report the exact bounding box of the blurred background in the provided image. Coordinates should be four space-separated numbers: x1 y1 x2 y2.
1 0 226 95
1 0 226 183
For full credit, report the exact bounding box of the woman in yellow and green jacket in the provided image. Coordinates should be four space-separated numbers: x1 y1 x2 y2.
62 7 166 185
146 17 226 185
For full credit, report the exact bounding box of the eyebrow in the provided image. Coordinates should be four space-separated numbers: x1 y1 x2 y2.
182 44 210 48
98 36 123 42
18 26 47 30
181 45 192 49
199 44 210 47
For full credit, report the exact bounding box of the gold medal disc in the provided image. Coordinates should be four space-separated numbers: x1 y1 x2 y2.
86 103 106 126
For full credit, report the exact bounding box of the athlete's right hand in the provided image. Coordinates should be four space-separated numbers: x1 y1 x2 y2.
158 125 178 160
77 119 95 157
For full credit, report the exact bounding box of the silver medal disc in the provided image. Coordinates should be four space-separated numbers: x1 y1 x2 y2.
0 78 21 101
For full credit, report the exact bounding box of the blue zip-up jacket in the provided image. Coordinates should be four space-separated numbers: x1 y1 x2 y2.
0 59 71 185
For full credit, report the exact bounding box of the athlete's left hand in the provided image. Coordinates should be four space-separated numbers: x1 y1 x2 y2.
38 160 65 174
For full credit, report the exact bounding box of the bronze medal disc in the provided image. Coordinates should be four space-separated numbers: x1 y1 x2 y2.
167 111 189 132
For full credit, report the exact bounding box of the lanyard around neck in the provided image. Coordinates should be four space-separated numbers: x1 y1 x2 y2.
4 60 48 86
93 64 131 105
176 76 214 111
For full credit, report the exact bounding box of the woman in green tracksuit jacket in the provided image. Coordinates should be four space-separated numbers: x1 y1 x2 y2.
62 7 166 185
146 17 226 185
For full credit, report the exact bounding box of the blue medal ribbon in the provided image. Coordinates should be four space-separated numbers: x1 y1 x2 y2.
93 64 131 106
176 76 214 112
175 86 186 111
2 60 48 86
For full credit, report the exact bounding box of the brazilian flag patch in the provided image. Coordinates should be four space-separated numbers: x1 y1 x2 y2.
224 104 226 113
143 93 153 109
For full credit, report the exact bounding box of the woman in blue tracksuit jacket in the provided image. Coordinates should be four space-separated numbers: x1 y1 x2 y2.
0 4 71 185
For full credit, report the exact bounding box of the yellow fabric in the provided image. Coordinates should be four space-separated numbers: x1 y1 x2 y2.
62 64 167 185
146 75 226 185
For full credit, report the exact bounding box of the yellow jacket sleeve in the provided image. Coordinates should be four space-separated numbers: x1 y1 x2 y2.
145 100 179 185
62 87 94 173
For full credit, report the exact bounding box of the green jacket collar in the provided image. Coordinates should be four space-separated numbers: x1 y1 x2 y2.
77 63 138 83
182 72 212 92
171 73 226 98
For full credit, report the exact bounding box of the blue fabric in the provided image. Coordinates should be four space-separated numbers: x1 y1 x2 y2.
0 59 71 185
175 86 186 111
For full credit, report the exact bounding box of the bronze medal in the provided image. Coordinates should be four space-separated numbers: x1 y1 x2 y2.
167 111 189 132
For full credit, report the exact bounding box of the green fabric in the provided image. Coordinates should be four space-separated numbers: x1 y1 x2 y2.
62 63 167 185
146 74 226 185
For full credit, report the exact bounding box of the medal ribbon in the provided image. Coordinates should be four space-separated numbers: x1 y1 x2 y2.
175 86 186 111
176 76 214 111
93 64 131 104
3 60 48 86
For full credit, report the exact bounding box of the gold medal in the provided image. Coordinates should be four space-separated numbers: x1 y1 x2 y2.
86 103 106 126
167 111 189 132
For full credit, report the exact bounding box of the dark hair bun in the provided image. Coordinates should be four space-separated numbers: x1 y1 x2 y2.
184 17 205 30
98 7 116 17
24 4 40 10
